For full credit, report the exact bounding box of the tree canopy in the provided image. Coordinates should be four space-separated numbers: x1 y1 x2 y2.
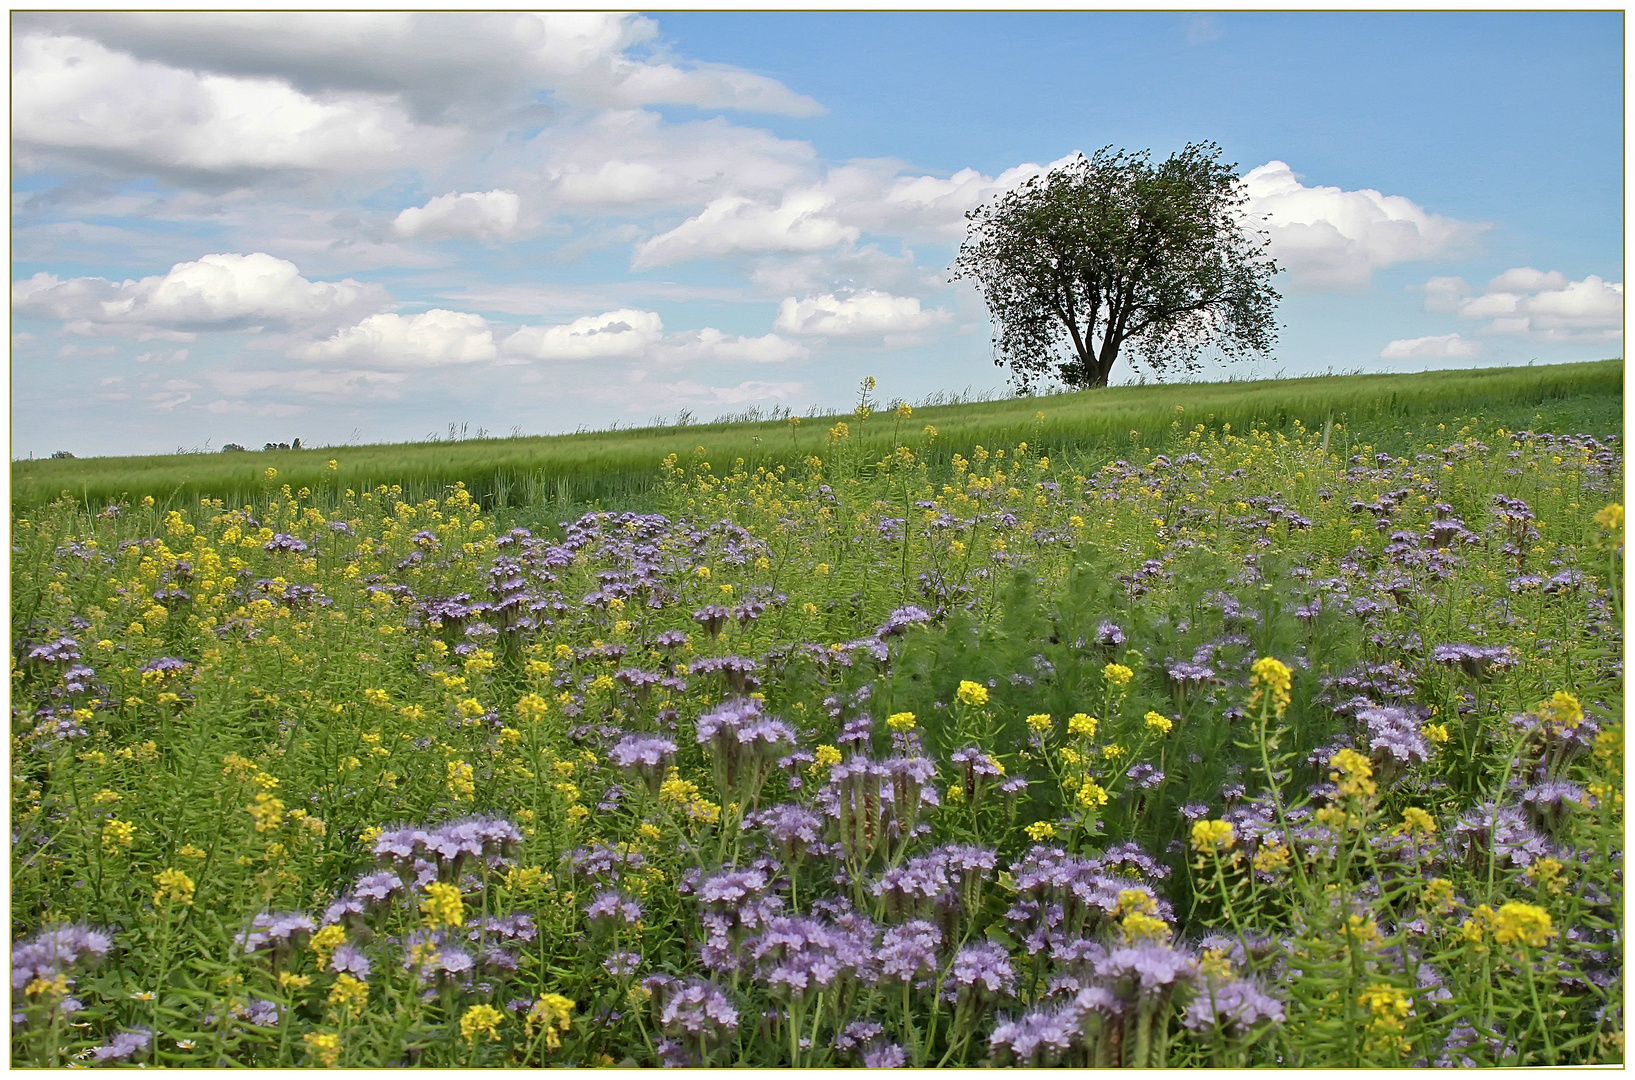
953 143 1280 391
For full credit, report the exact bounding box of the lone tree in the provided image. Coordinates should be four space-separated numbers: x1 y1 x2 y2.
953 142 1280 391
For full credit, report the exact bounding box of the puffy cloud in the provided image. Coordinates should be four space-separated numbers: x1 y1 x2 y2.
773 290 951 340
15 13 821 134
655 328 807 365
540 110 818 210
1424 268 1623 341
634 191 859 268
503 308 666 361
391 190 521 242
1379 333 1480 361
12 32 444 179
11 252 388 336
296 310 498 367
817 157 1065 241
1243 161 1487 291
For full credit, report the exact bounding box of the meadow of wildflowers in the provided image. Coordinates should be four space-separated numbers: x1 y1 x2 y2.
11 401 1623 1067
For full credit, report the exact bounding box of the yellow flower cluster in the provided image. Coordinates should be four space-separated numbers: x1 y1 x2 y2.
1143 711 1173 735
153 868 195 906
303 1032 341 1066
329 974 369 1019
421 882 465 928
1066 713 1098 738
1191 819 1235 852
1328 748 1377 799
461 1003 505 1043
1101 663 1134 688
956 680 989 707
886 711 917 731
526 993 575 1050
1248 656 1292 717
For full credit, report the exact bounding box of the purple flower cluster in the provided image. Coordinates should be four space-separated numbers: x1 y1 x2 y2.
695 697 796 800
373 816 523 879
609 733 677 792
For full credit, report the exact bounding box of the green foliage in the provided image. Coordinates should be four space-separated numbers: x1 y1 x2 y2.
10 359 1622 514
9 386 1623 1067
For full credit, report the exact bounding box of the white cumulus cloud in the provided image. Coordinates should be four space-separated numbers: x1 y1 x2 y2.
391 190 521 242
296 309 497 367
656 328 808 365
773 290 951 340
11 252 387 337
1424 268 1623 341
503 308 666 361
1379 333 1481 361
1243 161 1487 291
12 32 444 179
634 191 859 269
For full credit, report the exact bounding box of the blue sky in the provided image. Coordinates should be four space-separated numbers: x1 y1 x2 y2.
10 11 1623 458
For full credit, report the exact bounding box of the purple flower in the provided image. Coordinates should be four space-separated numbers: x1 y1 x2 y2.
609 733 678 792
748 803 823 861
877 920 940 983
90 1029 150 1062
658 980 739 1040
1520 780 1590 835
330 944 371 978
1182 978 1284 1035
603 951 643 977
586 889 643 928
949 941 1015 1000
11 924 113 991
862 1043 907 1068
239 999 281 1028
236 911 314 954
989 1005 1082 1066
1096 942 1198 997
696 698 795 798
353 870 403 905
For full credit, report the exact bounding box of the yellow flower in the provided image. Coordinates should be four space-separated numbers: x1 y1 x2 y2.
886 712 917 731
1024 821 1057 841
526 993 575 1050
1191 819 1235 852
264 467 278 482
1076 779 1109 808
1121 910 1170 944
1422 877 1457 914
310 924 347 966
1102 663 1134 688
446 760 475 800
1536 691 1584 733
1249 656 1293 717
811 744 843 774
328 974 368 1019
1328 748 1377 799
1396 807 1437 835
1025 713 1053 734
1143 711 1174 735
363 688 391 708
102 818 136 853
516 693 550 723
153 868 195 906
1251 844 1290 874
1066 713 1098 739
1420 722 1450 745
1594 502 1623 530
420 881 465 928
279 971 312 990
460 1003 504 1043
247 792 286 832
303 1032 341 1067
956 680 989 707
1492 902 1553 950
1358 983 1411 1051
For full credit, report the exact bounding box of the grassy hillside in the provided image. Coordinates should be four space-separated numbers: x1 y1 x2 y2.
11 359 1622 512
